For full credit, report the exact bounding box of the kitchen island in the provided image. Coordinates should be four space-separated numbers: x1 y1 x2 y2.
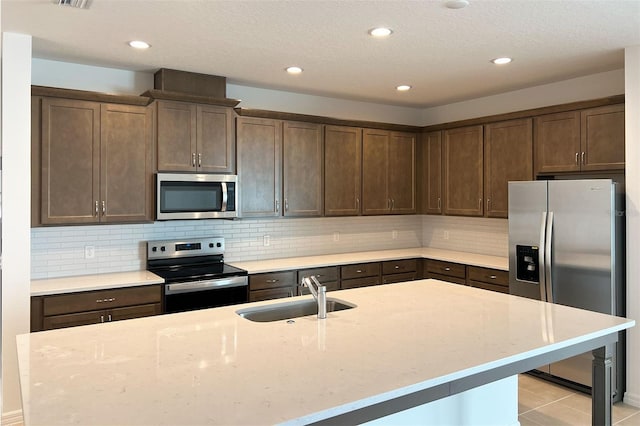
17 279 633 425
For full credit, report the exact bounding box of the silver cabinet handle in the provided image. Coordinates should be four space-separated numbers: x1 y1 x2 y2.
478 198 482 210
95 201 99 216
108 314 112 322
489 275 497 280
198 153 202 167
356 198 360 210
356 270 363 273
192 152 196 167
275 200 280 212
391 199 395 210
444 267 451 271
487 198 491 211
394 265 400 269
581 151 585 165
100 315 105 323
265 279 279 283
96 297 116 303
285 199 289 212
101 201 106 216
575 152 579 165
437 197 441 210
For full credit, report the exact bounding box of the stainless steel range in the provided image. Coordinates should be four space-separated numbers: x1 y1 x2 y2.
146 237 248 314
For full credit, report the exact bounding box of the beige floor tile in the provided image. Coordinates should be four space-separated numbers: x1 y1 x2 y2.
519 374 575 401
521 399 592 426
616 411 640 426
518 414 545 426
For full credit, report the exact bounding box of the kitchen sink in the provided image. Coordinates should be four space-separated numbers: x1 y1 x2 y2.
236 298 356 322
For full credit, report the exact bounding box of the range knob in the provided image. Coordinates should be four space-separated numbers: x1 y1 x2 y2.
216 242 222 248
209 243 214 248
160 246 166 252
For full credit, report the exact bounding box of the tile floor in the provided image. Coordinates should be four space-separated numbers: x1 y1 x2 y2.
519 374 640 425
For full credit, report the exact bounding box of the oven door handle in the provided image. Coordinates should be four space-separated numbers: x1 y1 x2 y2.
165 276 248 295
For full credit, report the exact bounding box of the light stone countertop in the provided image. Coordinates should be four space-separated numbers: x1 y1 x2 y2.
30 271 164 296
228 247 508 274
17 279 633 425
30 248 506 296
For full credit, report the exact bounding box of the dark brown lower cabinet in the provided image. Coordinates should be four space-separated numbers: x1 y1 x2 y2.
249 271 297 302
423 259 467 285
467 266 509 294
298 267 339 295
341 262 381 289
31 285 162 332
382 259 418 284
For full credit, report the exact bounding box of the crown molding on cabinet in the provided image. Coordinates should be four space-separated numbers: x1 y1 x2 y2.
31 85 152 106
142 89 241 107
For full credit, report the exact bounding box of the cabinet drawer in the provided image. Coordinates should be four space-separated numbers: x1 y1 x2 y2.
250 271 297 291
43 310 105 330
467 266 509 287
341 276 380 289
382 272 416 285
428 273 467 286
43 285 162 316
341 263 380 280
297 266 339 283
382 259 417 275
249 287 296 302
425 259 466 279
109 303 162 322
469 281 509 294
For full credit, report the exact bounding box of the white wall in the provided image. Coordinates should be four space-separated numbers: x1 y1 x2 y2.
421 69 625 125
1 32 32 416
624 45 640 407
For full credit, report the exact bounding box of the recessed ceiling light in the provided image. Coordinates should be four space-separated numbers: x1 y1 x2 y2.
445 0 469 9
286 66 303 74
396 85 412 92
128 40 151 49
368 27 393 37
491 57 513 65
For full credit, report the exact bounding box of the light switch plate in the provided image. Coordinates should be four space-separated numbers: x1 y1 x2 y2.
84 245 95 259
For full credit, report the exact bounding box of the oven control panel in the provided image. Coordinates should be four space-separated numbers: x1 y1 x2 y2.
147 237 225 259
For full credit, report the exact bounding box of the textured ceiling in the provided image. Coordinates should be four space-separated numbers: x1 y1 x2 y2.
3 0 640 107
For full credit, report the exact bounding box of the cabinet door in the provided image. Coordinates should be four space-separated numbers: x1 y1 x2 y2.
421 131 443 215
109 303 162 321
443 126 484 216
41 98 100 224
237 117 282 217
581 104 625 171
324 126 362 216
484 118 533 218
534 111 580 174
43 310 106 330
282 121 324 216
362 129 390 215
197 105 235 173
100 104 153 223
156 101 197 171
389 132 416 214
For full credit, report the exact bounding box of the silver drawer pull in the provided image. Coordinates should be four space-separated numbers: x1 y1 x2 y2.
96 297 116 303
100 315 105 323
108 314 112 322
265 279 279 283
394 265 400 269
444 267 451 271
489 275 497 280
356 270 363 273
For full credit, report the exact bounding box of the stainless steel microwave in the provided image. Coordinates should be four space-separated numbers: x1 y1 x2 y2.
156 173 238 220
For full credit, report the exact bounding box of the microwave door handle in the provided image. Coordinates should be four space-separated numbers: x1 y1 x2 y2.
221 182 228 212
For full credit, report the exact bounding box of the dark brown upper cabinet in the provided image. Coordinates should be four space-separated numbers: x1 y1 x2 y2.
324 125 362 216
484 118 533 218
237 118 323 218
534 104 624 175
37 98 152 225
443 126 484 217
420 131 443 215
362 129 416 215
156 100 235 173
282 121 324 217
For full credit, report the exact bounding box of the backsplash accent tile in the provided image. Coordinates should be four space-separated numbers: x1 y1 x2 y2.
31 216 422 279
422 215 508 257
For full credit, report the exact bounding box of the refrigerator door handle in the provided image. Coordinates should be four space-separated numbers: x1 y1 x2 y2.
545 211 554 303
539 212 548 302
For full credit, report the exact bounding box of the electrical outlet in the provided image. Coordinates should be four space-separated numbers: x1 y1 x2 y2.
443 231 450 240
84 245 95 259
392 230 398 240
333 232 340 242
263 235 270 247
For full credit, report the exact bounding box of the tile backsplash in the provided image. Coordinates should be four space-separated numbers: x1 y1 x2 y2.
31 215 508 279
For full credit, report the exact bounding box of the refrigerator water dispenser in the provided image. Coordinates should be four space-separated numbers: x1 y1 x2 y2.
516 245 539 283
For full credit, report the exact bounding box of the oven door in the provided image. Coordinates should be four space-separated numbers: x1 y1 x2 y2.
164 276 248 314
156 173 237 220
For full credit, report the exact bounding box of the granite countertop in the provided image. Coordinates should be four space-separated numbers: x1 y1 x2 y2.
17 279 633 425
30 248 507 296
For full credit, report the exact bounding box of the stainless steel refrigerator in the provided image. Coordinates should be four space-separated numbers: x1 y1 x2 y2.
508 179 625 400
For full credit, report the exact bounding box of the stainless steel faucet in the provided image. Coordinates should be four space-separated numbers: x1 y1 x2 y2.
301 276 327 319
